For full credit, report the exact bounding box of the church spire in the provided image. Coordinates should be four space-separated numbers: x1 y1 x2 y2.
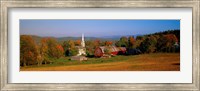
81 33 85 47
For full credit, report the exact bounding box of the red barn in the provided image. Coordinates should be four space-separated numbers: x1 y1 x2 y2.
94 47 104 57
94 46 126 57
118 47 127 54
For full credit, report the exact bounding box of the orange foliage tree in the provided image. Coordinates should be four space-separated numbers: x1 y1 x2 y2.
128 36 135 48
157 34 178 52
75 40 81 46
45 38 64 58
38 38 49 65
105 41 113 46
56 44 64 58
93 39 101 48
20 35 39 66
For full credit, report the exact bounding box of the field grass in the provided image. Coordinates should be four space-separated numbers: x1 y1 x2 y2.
20 53 180 71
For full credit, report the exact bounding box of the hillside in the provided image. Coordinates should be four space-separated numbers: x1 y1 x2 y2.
20 35 135 43
20 30 180 44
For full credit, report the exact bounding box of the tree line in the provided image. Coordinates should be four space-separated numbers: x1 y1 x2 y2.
20 36 64 66
115 30 180 54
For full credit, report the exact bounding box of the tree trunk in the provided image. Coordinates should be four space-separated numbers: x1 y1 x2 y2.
23 62 26 67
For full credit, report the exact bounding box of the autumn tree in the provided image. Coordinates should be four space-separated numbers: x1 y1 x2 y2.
115 41 121 47
63 40 75 50
128 36 135 48
148 35 157 53
93 39 101 48
55 44 64 58
75 40 81 46
20 35 39 66
37 38 48 65
36 38 64 59
63 40 78 56
154 30 180 42
85 41 95 57
45 38 59 58
139 35 157 53
115 36 128 47
105 41 113 46
135 36 145 49
36 54 43 65
157 34 178 52
136 36 144 40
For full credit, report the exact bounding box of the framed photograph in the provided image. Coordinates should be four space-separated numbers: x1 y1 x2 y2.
1 0 199 90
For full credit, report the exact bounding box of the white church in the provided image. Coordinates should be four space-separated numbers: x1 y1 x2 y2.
76 34 86 56
71 34 87 61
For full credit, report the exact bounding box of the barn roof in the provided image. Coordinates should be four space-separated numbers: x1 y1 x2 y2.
99 46 125 53
118 47 126 51
99 46 106 53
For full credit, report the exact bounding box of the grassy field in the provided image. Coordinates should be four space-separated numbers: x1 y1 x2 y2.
20 53 180 71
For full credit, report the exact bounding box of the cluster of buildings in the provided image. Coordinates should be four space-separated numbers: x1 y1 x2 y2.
71 34 127 61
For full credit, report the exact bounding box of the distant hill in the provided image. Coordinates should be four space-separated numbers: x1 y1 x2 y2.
101 34 142 39
20 34 148 44
57 37 100 41
21 35 123 44
21 35 138 42
57 36 125 41
26 35 42 44
21 30 179 44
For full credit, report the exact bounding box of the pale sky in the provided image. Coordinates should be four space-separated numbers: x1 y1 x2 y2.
20 20 180 37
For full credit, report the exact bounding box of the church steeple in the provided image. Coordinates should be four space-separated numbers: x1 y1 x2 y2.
81 33 85 47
